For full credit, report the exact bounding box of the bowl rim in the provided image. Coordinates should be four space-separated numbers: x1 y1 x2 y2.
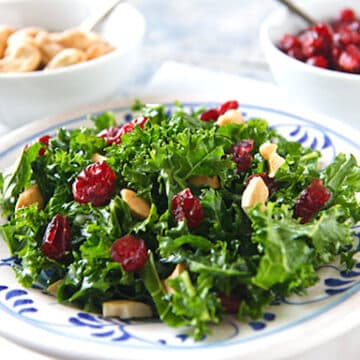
0 1 146 79
259 2 360 81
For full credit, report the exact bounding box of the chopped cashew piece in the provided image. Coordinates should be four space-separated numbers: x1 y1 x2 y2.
15 184 44 210
120 189 151 219
268 153 286 178
91 153 107 163
0 42 41 72
51 29 92 51
0 25 15 58
86 41 115 60
241 177 269 212
216 109 245 127
46 48 86 69
47 279 64 296
102 300 153 319
188 175 220 189
259 143 285 178
35 31 64 64
162 263 187 294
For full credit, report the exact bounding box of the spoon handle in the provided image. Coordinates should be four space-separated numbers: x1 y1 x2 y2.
80 0 125 32
276 0 316 25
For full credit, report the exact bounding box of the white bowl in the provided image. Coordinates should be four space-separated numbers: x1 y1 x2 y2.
260 0 360 130
0 0 145 129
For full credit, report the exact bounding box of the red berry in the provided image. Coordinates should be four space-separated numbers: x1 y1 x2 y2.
72 161 116 207
218 293 241 313
246 173 278 196
217 100 239 115
339 8 356 23
199 108 219 122
230 139 254 172
111 235 148 272
172 188 204 228
294 179 331 223
306 55 329 68
287 46 306 61
42 214 71 260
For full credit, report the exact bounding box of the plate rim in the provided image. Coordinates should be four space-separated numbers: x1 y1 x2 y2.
0 96 360 360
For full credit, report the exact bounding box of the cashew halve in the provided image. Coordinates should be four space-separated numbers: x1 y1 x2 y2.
46 48 86 69
241 177 269 212
15 184 44 210
120 189 151 219
91 153 107 163
102 300 153 319
259 143 285 178
188 175 220 189
0 42 42 72
86 41 115 60
35 31 64 64
0 25 15 58
51 29 92 51
216 109 245 126
47 279 64 296
162 263 187 294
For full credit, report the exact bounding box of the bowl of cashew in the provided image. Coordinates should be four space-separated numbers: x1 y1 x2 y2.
0 0 145 129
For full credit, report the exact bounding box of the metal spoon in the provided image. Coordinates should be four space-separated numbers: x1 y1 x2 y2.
80 0 125 32
275 0 316 26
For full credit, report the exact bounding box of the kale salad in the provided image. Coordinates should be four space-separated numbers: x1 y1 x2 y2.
1 100 359 340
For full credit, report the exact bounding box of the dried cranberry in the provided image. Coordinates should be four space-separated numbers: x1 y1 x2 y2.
306 55 329 68
217 100 239 115
246 173 278 196
42 214 71 260
111 235 148 272
300 24 333 58
199 108 219 122
230 139 254 173
172 188 203 228
38 135 51 156
72 161 116 206
218 293 241 313
98 117 148 145
339 8 356 23
294 179 331 223
132 116 148 129
338 44 360 72
278 34 302 52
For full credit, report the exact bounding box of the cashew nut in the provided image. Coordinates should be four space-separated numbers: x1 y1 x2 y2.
241 177 269 212
15 184 44 210
188 175 220 189
259 143 285 178
86 41 115 60
51 29 92 51
47 279 64 296
216 110 245 126
162 263 187 294
102 300 153 319
91 153 107 163
35 31 64 64
46 48 86 69
0 42 42 72
0 25 15 58
120 189 151 219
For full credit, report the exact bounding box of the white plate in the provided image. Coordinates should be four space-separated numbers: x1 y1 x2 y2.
0 98 359 360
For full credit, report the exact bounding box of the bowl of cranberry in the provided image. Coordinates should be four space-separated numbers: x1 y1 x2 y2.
260 0 360 129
